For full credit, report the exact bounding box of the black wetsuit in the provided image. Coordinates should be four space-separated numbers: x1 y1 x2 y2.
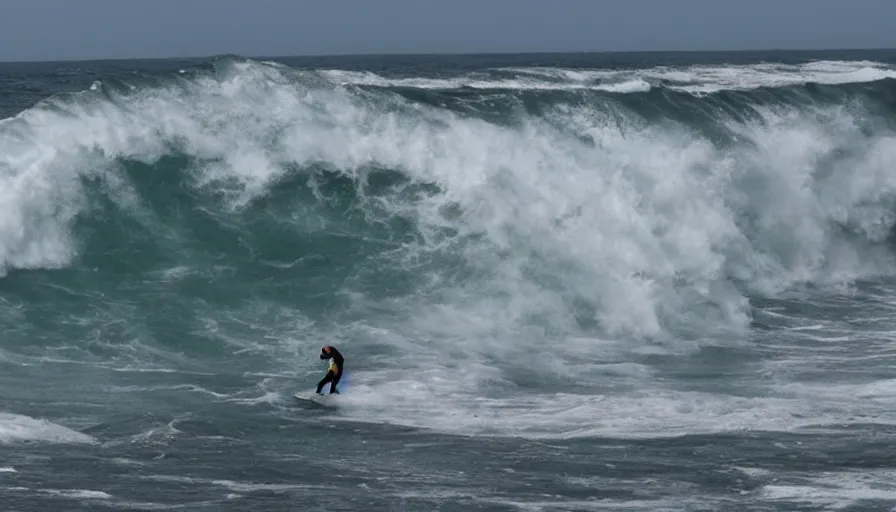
316 346 344 394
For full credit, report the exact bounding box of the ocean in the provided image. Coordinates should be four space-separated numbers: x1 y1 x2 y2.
2 49 896 511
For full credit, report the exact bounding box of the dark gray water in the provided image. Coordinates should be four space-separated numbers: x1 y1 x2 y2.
2 50 896 511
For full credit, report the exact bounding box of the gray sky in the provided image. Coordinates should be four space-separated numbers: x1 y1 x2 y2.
1 0 894 62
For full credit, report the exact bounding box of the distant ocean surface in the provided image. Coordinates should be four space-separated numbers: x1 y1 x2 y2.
3 49 896 511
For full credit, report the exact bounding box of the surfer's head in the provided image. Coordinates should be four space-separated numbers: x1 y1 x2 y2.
319 345 343 364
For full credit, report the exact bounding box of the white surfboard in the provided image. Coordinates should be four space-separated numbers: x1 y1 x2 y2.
293 392 338 407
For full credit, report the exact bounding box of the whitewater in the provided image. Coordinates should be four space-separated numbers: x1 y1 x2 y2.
2 50 896 511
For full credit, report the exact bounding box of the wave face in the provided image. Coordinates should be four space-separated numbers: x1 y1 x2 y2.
3 53 896 441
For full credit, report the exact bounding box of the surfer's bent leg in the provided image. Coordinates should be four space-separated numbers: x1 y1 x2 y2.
329 371 342 394
316 372 334 394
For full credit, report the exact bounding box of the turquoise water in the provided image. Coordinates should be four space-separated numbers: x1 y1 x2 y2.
2 50 896 510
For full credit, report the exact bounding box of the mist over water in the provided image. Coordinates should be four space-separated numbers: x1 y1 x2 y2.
3 52 896 510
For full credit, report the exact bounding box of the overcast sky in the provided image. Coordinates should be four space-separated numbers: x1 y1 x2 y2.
1 0 894 62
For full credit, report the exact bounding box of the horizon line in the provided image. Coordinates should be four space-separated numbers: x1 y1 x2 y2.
2 46 896 66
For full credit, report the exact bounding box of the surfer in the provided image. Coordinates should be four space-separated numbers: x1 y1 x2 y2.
316 345 344 395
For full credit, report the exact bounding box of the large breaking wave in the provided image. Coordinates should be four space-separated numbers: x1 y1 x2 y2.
3 56 896 438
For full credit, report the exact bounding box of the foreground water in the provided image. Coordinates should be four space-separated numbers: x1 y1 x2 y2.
2 50 896 511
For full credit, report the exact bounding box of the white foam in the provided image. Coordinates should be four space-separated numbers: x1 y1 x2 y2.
42 489 112 499
0 412 95 445
321 60 896 94
760 469 896 509
136 474 328 492
476 496 705 511
3 487 116 501
312 376 896 439
321 69 653 93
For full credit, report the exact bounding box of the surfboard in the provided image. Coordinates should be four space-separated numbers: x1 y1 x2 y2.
293 392 338 407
